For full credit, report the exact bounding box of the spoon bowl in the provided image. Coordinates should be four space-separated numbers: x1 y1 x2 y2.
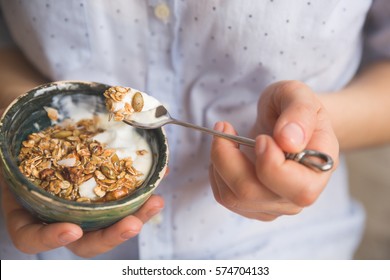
124 105 172 129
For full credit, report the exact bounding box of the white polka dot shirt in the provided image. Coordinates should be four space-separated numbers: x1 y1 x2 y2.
1 0 388 259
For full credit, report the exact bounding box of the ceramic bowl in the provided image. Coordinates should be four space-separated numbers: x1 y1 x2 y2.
0 81 168 231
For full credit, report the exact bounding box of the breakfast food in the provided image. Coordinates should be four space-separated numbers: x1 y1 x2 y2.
104 86 144 121
103 86 160 121
18 102 153 203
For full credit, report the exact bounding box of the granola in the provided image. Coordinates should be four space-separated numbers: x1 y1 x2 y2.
18 117 146 202
103 86 144 121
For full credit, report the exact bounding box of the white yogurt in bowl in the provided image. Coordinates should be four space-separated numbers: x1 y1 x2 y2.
40 94 155 201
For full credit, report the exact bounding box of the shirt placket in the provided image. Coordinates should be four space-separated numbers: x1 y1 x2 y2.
138 0 176 260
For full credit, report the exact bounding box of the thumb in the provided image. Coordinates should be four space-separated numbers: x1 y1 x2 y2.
273 82 320 153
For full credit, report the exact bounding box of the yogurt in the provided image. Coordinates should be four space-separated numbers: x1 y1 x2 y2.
93 116 153 181
104 86 161 121
49 94 154 201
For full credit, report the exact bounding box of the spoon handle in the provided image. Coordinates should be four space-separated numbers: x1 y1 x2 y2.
171 119 256 146
170 118 333 172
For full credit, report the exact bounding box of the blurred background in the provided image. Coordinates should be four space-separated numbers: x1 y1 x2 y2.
347 146 390 259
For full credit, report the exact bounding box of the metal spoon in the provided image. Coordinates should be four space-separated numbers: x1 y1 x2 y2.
123 105 333 171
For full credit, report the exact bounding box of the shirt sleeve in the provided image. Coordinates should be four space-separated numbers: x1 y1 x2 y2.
0 5 15 48
362 0 390 64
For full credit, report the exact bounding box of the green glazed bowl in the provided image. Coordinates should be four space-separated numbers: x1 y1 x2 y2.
0 81 168 231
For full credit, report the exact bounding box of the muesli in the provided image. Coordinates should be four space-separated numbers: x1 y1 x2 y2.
18 110 148 203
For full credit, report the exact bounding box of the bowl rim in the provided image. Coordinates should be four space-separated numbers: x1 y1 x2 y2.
0 80 169 210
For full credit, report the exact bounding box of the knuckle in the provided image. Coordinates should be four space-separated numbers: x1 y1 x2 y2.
211 189 222 204
38 230 60 250
275 80 309 96
12 239 31 254
293 186 319 207
10 230 35 254
293 101 315 115
273 200 304 216
68 245 97 258
73 250 94 258
276 81 318 112
255 213 278 222
284 206 303 216
218 191 239 210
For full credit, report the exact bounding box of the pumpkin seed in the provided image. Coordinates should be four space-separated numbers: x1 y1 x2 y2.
132 92 144 112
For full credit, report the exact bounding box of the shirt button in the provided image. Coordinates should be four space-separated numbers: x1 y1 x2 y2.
154 3 170 23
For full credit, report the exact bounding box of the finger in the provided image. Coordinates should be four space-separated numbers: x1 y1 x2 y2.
66 195 164 258
132 194 164 223
211 163 301 217
210 125 300 215
211 121 278 203
209 163 237 209
212 121 239 148
1 180 83 254
272 81 321 153
208 164 220 202
9 217 83 254
255 134 331 207
210 164 278 221
66 215 143 258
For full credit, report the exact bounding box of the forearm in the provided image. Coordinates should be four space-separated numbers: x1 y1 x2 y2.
320 60 390 151
0 47 48 108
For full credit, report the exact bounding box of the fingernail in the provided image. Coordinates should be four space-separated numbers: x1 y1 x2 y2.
281 123 304 147
59 232 79 244
214 122 224 132
121 230 138 240
256 136 267 156
146 207 163 217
